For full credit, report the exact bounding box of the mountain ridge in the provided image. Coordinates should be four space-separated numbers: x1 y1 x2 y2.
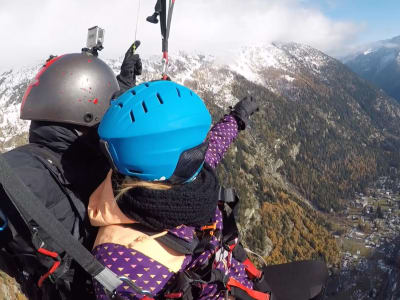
343 35 400 102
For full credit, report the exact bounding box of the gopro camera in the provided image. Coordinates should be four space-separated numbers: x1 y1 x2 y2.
86 26 105 49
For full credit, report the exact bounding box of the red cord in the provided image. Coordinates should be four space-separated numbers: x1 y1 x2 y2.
37 247 61 287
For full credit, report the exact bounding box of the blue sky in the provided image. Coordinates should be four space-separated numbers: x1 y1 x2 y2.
317 0 400 43
0 0 399 70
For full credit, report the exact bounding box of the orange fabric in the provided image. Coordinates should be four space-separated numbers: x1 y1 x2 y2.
88 170 186 273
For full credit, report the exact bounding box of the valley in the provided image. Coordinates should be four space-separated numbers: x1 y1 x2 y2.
326 177 400 299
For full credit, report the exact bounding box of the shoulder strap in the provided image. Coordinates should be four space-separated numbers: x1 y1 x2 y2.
218 186 240 244
157 233 199 255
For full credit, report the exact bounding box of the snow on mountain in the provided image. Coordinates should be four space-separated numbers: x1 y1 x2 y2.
341 35 400 63
0 42 334 151
363 48 374 55
230 43 331 87
343 35 400 102
0 65 41 151
230 44 286 85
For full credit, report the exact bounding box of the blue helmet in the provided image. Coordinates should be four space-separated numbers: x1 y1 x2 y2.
99 80 211 183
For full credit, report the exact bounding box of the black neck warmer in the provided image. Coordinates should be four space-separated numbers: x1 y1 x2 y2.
113 164 219 231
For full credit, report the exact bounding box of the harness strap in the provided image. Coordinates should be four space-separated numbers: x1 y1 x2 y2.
129 223 199 255
158 0 175 79
243 258 263 279
227 277 270 300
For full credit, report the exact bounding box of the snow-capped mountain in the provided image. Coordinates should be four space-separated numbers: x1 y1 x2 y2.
0 65 41 150
342 35 400 102
0 42 332 151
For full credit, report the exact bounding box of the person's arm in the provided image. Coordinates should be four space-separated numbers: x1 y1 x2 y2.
205 114 238 169
205 96 259 169
114 43 142 98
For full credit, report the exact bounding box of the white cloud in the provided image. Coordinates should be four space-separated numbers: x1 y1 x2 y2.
0 0 363 71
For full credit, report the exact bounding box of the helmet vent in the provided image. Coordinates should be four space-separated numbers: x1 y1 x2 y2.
118 103 123 108
176 88 181 97
128 169 143 174
131 90 136 96
130 110 135 123
156 93 164 104
144 83 150 87
190 91 193 96
142 101 148 113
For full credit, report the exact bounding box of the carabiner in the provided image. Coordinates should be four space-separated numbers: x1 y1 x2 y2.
162 51 169 79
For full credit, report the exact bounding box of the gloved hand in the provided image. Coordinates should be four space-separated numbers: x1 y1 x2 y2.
120 42 142 79
231 96 259 131
116 42 143 95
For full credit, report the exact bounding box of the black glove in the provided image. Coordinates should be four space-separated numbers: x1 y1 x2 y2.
231 96 259 131
120 42 142 78
116 42 142 95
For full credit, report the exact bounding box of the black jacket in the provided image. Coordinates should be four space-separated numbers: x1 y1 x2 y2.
0 121 110 300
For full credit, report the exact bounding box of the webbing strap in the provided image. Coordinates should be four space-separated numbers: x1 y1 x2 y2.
243 258 263 279
160 0 175 52
0 154 122 293
227 277 270 300
129 223 199 255
159 0 175 79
